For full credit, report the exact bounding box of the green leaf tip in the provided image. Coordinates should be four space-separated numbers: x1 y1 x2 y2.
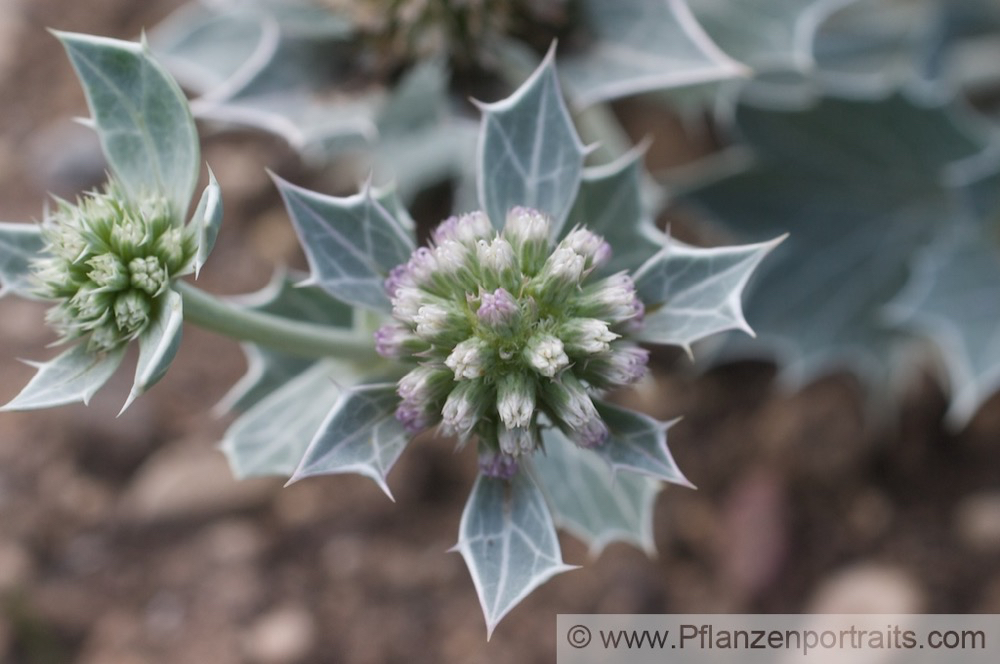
476 41 586 236
56 29 201 221
453 471 577 638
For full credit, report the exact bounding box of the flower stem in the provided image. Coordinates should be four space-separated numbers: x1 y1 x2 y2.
175 280 380 362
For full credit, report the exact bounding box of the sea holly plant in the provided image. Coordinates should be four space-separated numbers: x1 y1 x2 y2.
0 33 222 412
238 49 782 635
0 34 782 635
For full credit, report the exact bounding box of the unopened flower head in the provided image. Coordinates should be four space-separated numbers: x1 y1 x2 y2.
476 288 519 330
380 207 649 474
561 227 612 269
30 183 193 351
433 211 493 246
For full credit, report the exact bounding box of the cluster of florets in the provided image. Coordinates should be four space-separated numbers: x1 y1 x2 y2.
31 184 194 351
376 207 649 478
325 0 569 72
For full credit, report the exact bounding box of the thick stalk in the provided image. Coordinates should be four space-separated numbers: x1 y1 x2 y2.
176 280 380 362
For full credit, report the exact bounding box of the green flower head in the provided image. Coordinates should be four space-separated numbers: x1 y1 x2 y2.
32 183 195 351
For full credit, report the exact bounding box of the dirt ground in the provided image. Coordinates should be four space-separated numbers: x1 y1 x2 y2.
1 1 999 663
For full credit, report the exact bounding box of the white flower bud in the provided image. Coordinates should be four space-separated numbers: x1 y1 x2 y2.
535 246 585 300
496 373 535 428
433 239 469 276
87 253 129 290
578 272 641 323
560 318 619 355
113 290 151 336
541 246 584 283
395 401 433 433
391 286 425 324
112 216 146 251
445 337 489 380
156 227 187 271
406 247 439 285
476 237 517 275
542 373 598 429
414 302 455 341
374 323 423 358
498 426 537 456
594 344 650 386
562 228 612 268
524 334 569 377
503 206 549 244
47 224 87 262
476 288 519 330
504 207 551 274
479 451 519 479
89 323 122 351
433 211 493 246
397 365 450 405
33 257 75 295
129 256 167 295
571 415 609 448
384 263 415 297
440 381 484 439
70 286 111 324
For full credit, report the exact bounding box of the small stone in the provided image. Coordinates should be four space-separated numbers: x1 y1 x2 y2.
120 439 279 522
0 539 35 591
200 519 266 564
242 606 317 664
805 563 926 614
955 492 1000 551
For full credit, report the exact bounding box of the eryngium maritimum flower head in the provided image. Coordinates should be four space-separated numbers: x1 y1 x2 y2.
377 208 648 477
31 183 195 351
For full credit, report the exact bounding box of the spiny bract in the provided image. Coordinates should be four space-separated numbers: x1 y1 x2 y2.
31 183 195 352
376 207 649 477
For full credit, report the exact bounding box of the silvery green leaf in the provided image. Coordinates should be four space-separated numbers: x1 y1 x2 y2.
0 222 44 299
453 471 576 638
888 228 1000 426
812 0 934 93
221 360 344 478
683 91 991 385
376 60 448 136
288 383 410 499
120 289 184 413
535 427 660 556
814 0 1000 96
274 176 415 313
592 402 692 487
150 2 270 94
56 32 200 217
190 169 223 277
633 235 785 353
215 270 356 412
691 0 859 71
565 144 664 276
191 25 377 156
2 343 126 411
477 46 586 236
559 0 747 106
